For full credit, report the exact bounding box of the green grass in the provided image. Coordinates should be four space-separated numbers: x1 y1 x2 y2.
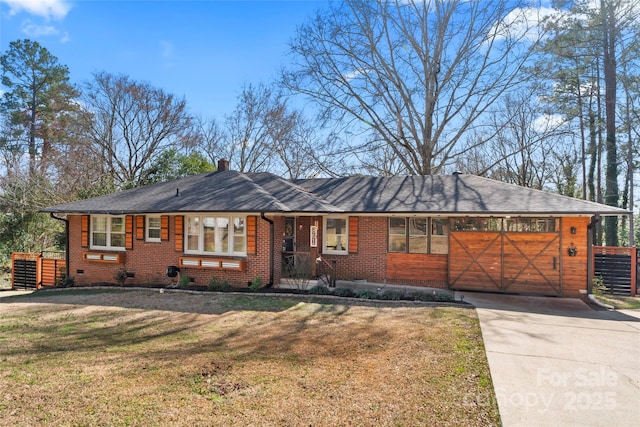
0 289 499 426
595 293 640 309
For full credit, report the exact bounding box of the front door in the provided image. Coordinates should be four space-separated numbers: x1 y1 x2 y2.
283 217 296 275
284 217 296 252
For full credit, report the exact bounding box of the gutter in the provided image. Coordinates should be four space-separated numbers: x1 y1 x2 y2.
49 212 70 280
260 212 274 288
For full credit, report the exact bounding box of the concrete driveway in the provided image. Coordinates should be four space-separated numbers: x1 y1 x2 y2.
458 292 640 427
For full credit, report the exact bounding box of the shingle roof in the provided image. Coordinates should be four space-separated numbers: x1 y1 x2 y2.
296 174 628 215
42 170 628 216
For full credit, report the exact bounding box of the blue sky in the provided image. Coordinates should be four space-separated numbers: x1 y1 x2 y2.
0 0 326 119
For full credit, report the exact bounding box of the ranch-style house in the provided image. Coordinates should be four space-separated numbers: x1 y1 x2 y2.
42 160 628 297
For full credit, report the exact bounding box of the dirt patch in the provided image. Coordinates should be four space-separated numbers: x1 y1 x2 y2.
0 289 499 426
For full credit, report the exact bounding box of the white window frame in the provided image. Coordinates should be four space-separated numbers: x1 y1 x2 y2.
90 215 126 251
184 215 247 256
146 215 162 242
323 216 348 255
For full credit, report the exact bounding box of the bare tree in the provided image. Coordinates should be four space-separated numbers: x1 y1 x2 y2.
457 91 572 190
282 0 544 175
81 72 197 189
222 83 284 173
196 83 328 178
195 115 226 166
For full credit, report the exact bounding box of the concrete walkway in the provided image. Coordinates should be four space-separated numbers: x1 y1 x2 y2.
458 292 640 427
0 289 33 298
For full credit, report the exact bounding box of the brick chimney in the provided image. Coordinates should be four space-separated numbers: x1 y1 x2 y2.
217 158 230 171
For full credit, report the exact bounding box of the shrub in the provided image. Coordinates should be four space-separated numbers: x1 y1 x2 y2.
178 274 190 288
592 276 607 295
378 290 403 301
283 255 313 291
208 277 230 292
333 287 356 298
309 285 331 295
409 291 455 302
114 268 128 286
434 292 454 302
57 274 75 288
249 276 263 291
357 289 378 299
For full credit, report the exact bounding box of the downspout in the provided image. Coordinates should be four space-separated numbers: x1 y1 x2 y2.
260 212 274 288
50 212 70 280
587 216 600 295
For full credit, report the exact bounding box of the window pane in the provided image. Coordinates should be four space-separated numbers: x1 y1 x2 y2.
233 217 245 253
187 235 198 251
92 217 107 247
452 217 501 231
203 217 215 252
505 218 556 232
93 232 107 247
147 217 161 239
110 233 125 248
389 235 406 252
409 218 427 235
187 217 199 251
187 217 200 235
234 217 245 235
409 236 427 253
111 217 124 233
326 218 346 234
388 218 406 252
92 217 107 232
430 218 449 254
219 217 229 252
407 218 426 253
326 218 347 251
234 236 246 253
432 218 448 236
389 218 406 235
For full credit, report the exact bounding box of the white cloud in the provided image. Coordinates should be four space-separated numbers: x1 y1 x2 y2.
533 113 565 132
1 0 71 20
494 6 556 42
21 19 59 37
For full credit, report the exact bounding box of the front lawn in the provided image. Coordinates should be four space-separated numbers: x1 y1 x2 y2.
594 293 640 310
0 289 499 426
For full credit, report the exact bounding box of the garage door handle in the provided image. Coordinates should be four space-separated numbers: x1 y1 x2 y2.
553 257 557 270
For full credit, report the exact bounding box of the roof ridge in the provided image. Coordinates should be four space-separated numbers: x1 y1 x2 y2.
249 172 344 212
236 172 291 212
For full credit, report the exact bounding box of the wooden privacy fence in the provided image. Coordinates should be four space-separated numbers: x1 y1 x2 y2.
12 251 66 290
593 246 637 296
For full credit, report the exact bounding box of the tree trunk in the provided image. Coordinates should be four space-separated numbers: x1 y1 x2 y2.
602 0 619 246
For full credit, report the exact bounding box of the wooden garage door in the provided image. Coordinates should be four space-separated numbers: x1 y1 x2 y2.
449 232 503 292
503 233 560 295
449 232 561 295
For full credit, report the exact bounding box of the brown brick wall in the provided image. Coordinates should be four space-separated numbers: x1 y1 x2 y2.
320 217 387 283
68 214 274 288
68 214 591 296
